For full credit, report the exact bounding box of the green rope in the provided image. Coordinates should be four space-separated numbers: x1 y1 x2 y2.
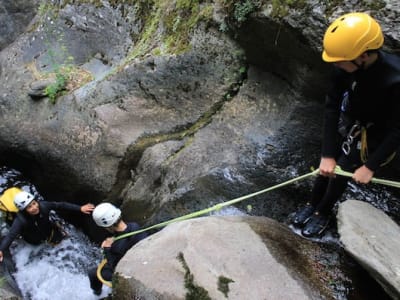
113 166 400 242
114 168 320 241
334 166 400 188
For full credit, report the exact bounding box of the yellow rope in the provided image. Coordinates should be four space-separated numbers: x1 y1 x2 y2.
97 258 112 287
360 127 368 163
360 127 395 166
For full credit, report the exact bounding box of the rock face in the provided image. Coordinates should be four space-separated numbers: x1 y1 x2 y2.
0 0 38 51
1 2 400 298
337 200 400 299
114 216 344 300
0 1 399 222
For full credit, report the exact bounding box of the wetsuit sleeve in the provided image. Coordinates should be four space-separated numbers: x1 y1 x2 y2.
321 69 346 158
44 201 82 213
0 217 24 252
365 83 400 171
105 223 147 269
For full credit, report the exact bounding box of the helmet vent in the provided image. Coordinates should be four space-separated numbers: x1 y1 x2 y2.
331 26 338 33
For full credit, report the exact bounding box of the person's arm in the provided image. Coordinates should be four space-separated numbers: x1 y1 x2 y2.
319 157 337 177
45 201 94 214
321 68 348 159
80 203 95 214
364 84 400 171
0 217 24 262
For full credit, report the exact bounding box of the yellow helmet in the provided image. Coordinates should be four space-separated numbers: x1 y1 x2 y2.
322 12 384 62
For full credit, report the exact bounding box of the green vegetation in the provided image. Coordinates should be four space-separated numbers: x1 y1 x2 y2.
217 275 234 298
234 0 259 22
177 252 211 300
128 1 214 59
36 1 93 103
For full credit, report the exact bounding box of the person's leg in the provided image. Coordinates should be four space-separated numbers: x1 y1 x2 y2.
88 267 103 295
292 175 329 227
88 264 113 295
302 142 362 237
314 148 361 215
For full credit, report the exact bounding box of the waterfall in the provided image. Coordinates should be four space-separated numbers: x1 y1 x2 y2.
10 223 110 299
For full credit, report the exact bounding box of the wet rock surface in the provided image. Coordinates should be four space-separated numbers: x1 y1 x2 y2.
0 1 400 299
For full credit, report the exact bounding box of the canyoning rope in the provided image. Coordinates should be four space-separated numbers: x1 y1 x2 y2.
96 168 320 287
97 258 112 287
334 166 400 188
96 166 400 287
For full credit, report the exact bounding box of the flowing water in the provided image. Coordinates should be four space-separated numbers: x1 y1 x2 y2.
0 167 111 299
9 225 110 300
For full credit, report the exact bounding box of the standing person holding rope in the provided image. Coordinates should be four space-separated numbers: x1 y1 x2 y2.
292 12 400 238
88 202 148 296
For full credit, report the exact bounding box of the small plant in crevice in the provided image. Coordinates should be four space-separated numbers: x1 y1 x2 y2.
217 275 234 298
45 70 67 103
234 0 259 23
35 1 93 103
177 252 211 300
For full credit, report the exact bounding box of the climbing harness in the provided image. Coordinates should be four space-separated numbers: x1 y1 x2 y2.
341 122 396 166
96 166 400 287
341 122 361 155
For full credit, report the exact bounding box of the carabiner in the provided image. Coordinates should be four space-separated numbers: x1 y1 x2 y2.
347 123 360 139
342 141 351 155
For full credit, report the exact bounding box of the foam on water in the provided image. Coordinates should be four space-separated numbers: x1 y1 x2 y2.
10 224 110 300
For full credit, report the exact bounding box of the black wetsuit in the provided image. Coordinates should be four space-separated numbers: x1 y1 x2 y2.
88 222 148 293
311 51 400 215
0 201 82 251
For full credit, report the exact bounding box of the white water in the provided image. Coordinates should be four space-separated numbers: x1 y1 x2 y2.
9 223 111 300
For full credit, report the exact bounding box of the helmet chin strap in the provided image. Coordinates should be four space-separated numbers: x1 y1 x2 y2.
350 60 365 70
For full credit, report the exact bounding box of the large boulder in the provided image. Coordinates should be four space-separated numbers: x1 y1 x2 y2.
337 200 400 299
114 216 349 299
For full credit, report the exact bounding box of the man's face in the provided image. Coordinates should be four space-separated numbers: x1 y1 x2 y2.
332 60 359 73
25 200 40 215
105 225 116 233
332 53 369 73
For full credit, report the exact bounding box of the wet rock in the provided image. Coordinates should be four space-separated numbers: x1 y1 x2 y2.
114 216 346 300
0 0 38 51
0 247 22 299
337 200 400 299
27 78 56 98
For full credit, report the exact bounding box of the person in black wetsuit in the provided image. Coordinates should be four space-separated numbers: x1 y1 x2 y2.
291 12 400 238
0 191 94 261
88 202 148 296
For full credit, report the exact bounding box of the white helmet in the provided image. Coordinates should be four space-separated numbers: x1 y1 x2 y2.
14 191 35 211
92 203 121 227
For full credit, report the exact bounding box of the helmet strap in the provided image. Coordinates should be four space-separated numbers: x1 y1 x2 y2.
350 60 363 69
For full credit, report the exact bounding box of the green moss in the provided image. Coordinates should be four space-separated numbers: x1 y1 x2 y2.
217 276 234 298
129 6 161 59
177 252 211 300
361 0 386 10
125 1 214 60
270 0 307 18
